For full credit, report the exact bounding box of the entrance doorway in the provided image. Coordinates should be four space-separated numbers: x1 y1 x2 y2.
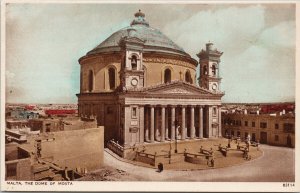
231 130 234 137
251 133 256 142
260 132 268 144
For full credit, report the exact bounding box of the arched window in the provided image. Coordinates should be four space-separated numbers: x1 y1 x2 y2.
185 71 192 84
212 64 216 76
131 55 137 70
203 65 207 75
164 69 171 83
108 68 116 90
88 70 94 92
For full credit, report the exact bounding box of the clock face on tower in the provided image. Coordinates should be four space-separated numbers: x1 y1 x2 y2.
212 83 217 90
131 78 138 86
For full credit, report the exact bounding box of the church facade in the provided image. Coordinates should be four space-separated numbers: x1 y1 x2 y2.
77 11 224 154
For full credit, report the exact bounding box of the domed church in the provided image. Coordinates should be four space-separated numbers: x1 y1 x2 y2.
77 10 224 157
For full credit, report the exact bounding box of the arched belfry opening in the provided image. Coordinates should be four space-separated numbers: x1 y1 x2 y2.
212 64 216 76
164 68 171 83
108 67 116 90
203 65 208 75
131 55 137 70
88 70 94 92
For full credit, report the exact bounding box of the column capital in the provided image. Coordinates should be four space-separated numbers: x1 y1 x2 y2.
180 105 187 108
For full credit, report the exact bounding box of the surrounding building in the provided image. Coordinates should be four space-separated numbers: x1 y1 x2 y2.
6 119 29 129
222 103 295 115
77 10 224 157
5 127 104 181
8 107 39 120
45 109 77 117
222 112 295 147
6 116 98 140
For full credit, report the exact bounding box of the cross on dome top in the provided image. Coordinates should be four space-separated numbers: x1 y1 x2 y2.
134 9 145 18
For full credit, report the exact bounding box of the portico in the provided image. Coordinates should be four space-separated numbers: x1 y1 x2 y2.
143 105 205 142
120 81 223 147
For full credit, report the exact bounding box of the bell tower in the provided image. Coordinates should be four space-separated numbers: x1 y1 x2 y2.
119 10 148 91
119 33 145 90
197 42 223 92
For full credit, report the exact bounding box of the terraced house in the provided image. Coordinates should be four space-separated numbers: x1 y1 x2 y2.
222 113 295 147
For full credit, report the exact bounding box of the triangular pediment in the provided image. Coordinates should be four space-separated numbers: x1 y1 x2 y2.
142 81 221 97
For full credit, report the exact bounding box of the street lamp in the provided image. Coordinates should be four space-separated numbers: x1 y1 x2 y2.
175 119 178 153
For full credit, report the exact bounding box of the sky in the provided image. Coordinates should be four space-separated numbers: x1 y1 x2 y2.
4 3 296 104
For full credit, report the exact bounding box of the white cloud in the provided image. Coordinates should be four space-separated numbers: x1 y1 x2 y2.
160 5 294 102
162 5 265 56
258 21 295 48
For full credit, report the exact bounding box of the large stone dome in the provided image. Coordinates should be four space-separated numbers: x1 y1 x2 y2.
86 10 190 57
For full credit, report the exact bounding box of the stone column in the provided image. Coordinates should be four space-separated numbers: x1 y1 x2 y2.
199 106 203 138
165 108 169 139
161 106 165 142
139 106 144 143
144 107 149 141
207 106 212 138
171 106 175 140
150 106 155 143
155 108 160 141
218 106 222 137
181 106 186 140
190 106 195 139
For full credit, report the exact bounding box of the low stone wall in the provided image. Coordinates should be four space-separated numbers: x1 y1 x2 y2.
184 153 210 165
107 141 124 158
5 158 33 181
5 143 18 161
227 150 244 158
135 152 156 166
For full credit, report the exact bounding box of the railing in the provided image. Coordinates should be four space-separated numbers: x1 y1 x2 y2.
107 140 124 157
135 151 156 166
184 152 212 165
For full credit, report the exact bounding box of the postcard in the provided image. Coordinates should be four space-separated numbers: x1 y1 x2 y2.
1 1 299 192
